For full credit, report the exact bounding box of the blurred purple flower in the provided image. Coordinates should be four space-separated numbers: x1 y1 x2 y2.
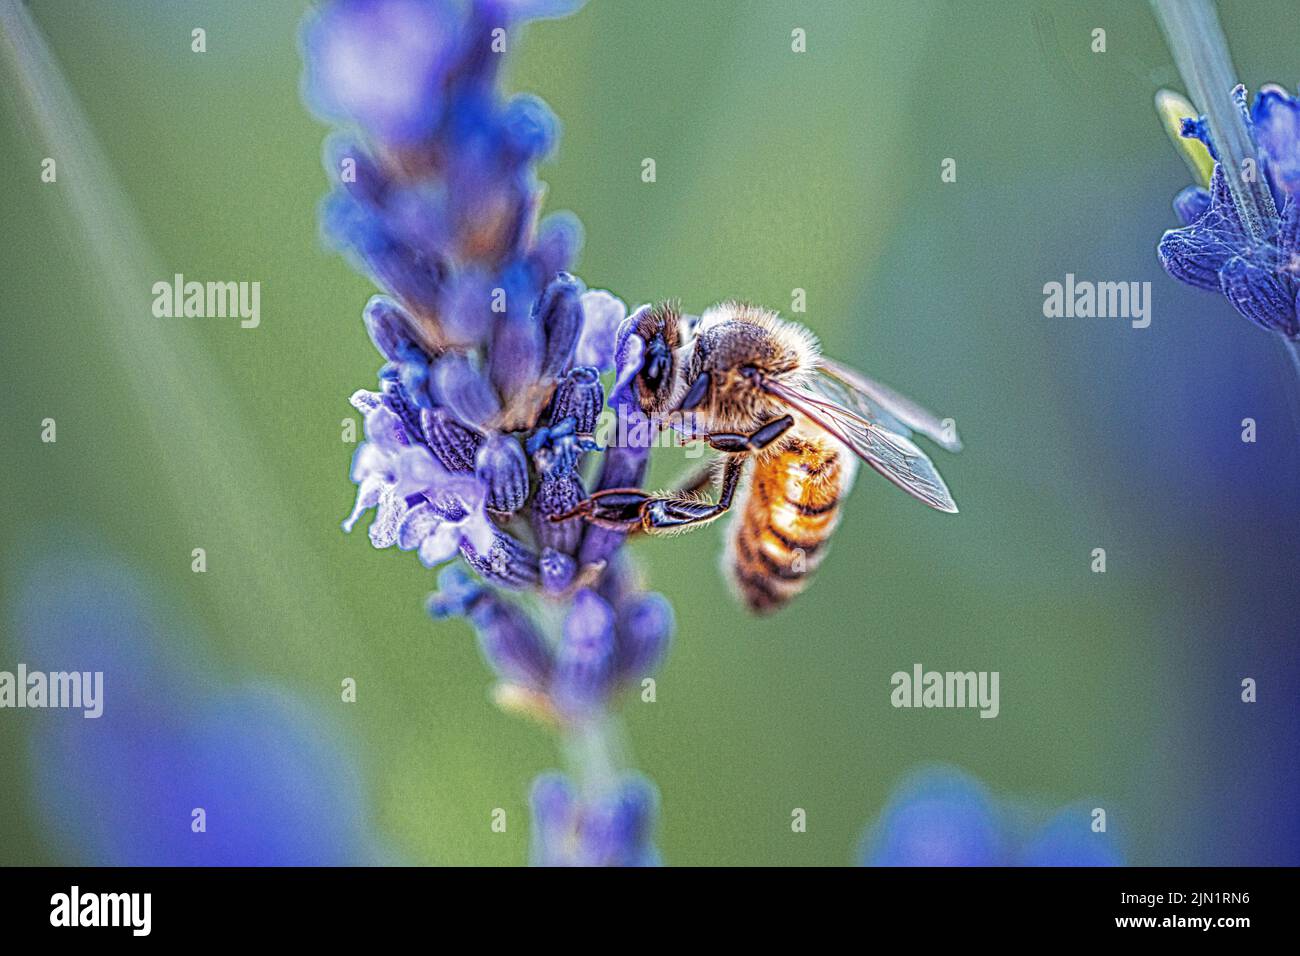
10 548 385 866
859 766 1123 867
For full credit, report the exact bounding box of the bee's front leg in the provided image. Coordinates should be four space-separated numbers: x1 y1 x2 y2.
701 414 795 453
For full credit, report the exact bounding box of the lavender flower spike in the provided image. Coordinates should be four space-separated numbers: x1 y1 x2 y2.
530 771 661 867
1156 101 1300 338
305 0 672 865
1152 0 1300 384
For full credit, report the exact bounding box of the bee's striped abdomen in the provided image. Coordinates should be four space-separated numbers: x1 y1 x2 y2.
727 430 852 613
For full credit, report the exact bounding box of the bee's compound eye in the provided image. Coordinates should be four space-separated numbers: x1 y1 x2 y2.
641 338 672 392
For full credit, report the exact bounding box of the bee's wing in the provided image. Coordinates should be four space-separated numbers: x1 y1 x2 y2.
763 377 959 514
814 358 962 452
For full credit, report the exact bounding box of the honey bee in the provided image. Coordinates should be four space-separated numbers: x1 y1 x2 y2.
555 301 961 612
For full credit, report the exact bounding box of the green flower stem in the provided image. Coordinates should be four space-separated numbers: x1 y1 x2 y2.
562 712 626 797
1151 0 1277 242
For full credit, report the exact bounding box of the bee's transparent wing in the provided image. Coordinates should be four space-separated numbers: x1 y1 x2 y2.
763 378 959 513
814 358 962 452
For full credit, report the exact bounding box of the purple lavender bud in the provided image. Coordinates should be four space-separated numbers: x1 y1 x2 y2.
551 589 615 716
323 134 387 206
577 524 636 568
1218 254 1299 336
448 1 506 95
550 366 603 433
466 592 552 691
530 212 583 286
368 242 447 322
433 353 500 428
1158 227 1228 291
1283 204 1300 286
576 775 660 867
500 94 559 163
540 547 576 594
528 425 596 524
610 307 649 409
613 591 673 684
574 290 626 372
350 387 385 415
475 434 529 512
1180 115 1218 160
319 188 375 255
488 268 545 399
526 419 595 476
533 474 584 555
421 407 483 472
529 770 660 867
461 529 540 590
536 272 585 378
363 295 420 363
382 184 461 271
381 375 425 440
300 0 458 146
398 353 435 410
441 269 497 349
1172 185 1210 227
529 771 576 866
594 550 635 608
425 564 482 619
1017 805 1124 866
362 395 413 451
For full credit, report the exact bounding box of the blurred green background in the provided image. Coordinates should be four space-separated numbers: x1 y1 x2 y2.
2 0 1297 866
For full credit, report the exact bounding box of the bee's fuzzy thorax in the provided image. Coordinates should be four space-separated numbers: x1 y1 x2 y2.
697 301 821 377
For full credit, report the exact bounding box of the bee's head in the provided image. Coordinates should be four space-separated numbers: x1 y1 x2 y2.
626 301 687 417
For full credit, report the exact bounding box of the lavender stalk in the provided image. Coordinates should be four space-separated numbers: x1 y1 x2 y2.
1151 0 1300 398
302 0 665 866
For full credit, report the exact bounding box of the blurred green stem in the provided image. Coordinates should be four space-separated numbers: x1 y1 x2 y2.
562 713 625 797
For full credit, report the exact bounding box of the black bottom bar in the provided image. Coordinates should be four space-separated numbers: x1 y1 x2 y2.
0 866 1286 940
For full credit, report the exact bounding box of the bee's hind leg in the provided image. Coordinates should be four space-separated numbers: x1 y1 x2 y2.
639 455 746 532
551 456 747 534
667 463 717 497
552 416 793 533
